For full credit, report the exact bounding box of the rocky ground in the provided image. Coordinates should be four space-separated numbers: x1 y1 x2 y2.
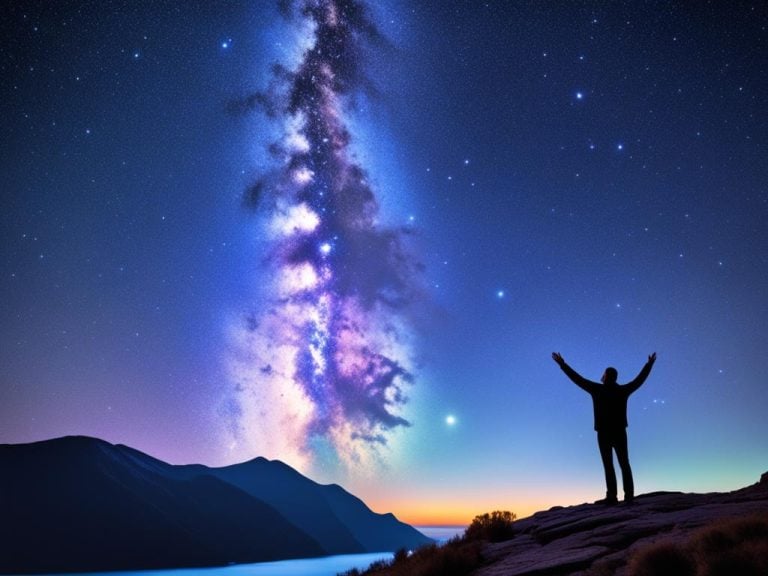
475 472 768 576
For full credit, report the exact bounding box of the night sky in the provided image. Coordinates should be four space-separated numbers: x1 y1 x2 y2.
2 1 767 525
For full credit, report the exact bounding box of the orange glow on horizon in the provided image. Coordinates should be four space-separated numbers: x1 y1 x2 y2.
373 489 592 527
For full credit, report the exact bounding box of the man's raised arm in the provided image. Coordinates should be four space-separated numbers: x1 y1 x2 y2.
625 352 657 394
552 352 597 393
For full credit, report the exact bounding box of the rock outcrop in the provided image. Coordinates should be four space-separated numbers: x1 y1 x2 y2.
477 473 768 576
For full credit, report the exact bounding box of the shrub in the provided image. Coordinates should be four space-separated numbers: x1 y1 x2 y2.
464 510 516 543
338 532 485 576
339 509 519 576
393 548 409 564
690 514 768 576
398 539 482 576
627 513 768 576
626 541 696 576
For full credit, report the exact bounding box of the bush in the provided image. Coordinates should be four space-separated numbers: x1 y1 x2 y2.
411 540 482 576
627 541 696 576
338 527 488 576
393 548 409 564
338 509 518 576
627 513 768 576
464 510 516 543
690 514 768 576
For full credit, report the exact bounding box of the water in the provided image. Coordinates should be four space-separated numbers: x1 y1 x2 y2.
18 527 467 576
417 525 466 542
26 553 392 576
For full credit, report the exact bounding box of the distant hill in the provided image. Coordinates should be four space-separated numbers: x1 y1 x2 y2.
0 436 432 574
206 456 416 554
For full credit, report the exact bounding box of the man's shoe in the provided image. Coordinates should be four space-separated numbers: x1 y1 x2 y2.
595 496 618 506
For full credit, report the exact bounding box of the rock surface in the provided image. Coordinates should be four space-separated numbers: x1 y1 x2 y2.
476 473 768 576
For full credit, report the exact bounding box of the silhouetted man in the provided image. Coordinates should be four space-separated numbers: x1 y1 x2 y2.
552 351 657 505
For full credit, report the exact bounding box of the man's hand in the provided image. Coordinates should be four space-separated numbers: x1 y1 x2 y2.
648 352 657 364
552 352 565 366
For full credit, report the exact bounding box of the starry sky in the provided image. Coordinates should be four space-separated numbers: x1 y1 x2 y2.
2 1 767 526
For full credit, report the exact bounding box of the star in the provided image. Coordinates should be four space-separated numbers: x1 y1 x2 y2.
445 415 457 426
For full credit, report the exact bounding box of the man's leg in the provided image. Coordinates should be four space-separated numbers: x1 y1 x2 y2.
613 428 634 501
597 431 617 502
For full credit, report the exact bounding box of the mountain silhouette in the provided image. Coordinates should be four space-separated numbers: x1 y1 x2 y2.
0 436 432 573
208 457 369 554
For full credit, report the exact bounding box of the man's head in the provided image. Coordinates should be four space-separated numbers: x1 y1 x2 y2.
601 367 618 384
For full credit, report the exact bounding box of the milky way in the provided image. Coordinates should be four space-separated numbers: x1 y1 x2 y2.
227 0 421 473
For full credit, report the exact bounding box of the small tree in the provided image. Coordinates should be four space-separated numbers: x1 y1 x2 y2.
464 510 516 543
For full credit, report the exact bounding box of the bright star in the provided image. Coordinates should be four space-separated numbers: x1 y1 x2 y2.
496 289 505 299
445 415 456 426
576 91 584 100
319 242 332 256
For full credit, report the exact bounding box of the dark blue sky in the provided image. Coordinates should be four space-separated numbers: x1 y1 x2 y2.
2 1 767 524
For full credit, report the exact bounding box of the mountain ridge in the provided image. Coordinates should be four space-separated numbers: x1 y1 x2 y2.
0 435 432 574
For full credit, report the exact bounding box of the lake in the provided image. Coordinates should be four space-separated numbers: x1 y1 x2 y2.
31 554 390 576
417 525 465 542
20 527 466 576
